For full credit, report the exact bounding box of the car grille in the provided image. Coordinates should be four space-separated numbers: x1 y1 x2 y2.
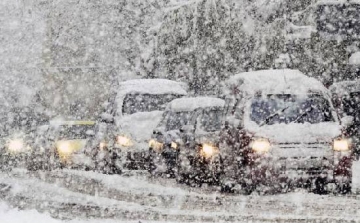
272 142 333 159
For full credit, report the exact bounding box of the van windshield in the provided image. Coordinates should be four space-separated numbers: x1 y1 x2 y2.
122 94 181 115
250 94 334 125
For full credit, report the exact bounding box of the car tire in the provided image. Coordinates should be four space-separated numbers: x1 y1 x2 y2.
335 177 352 195
313 177 329 195
175 154 202 187
148 148 165 177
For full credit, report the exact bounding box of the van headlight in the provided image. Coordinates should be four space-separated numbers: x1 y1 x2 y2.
200 143 218 158
251 139 271 154
116 136 133 147
333 139 350 151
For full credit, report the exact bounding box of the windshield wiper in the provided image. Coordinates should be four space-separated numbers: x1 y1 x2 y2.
292 107 313 123
259 106 290 127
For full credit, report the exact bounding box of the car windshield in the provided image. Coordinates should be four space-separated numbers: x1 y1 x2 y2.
122 93 181 115
55 125 95 140
200 108 223 132
164 111 194 131
250 94 334 125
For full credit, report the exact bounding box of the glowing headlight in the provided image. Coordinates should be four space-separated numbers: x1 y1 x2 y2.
56 141 74 156
8 139 25 153
116 136 133 147
333 139 350 151
149 139 163 152
171 142 178 149
251 139 271 153
201 144 218 158
99 142 107 150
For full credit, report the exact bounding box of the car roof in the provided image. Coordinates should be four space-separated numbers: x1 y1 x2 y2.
167 97 225 112
117 79 188 96
224 69 327 96
329 80 360 95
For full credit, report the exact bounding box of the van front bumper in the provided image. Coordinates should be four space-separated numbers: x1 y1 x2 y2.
242 150 352 185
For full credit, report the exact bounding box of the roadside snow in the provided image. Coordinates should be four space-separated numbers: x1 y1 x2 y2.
0 202 186 223
0 202 59 223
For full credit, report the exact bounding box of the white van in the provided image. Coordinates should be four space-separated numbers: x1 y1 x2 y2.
219 69 352 194
100 79 188 170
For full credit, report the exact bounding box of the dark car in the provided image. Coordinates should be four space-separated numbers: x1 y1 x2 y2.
148 97 225 180
0 107 49 170
330 80 360 160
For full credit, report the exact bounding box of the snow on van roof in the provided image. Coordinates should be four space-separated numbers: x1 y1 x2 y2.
168 97 225 112
224 69 327 96
118 79 187 95
329 79 360 95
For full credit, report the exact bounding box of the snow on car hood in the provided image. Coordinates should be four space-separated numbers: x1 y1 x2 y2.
162 130 181 144
245 121 342 143
117 111 163 142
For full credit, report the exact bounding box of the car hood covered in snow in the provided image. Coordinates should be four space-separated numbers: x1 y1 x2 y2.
117 111 164 143
245 121 342 143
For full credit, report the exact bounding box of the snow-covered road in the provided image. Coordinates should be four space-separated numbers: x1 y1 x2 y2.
1 168 360 223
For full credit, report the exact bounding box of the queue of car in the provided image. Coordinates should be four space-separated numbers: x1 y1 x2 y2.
1 71 359 195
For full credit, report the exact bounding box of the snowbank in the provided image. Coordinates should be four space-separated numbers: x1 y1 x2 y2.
0 202 184 223
0 202 60 223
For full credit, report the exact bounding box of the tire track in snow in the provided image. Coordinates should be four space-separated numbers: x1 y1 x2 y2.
2 170 360 222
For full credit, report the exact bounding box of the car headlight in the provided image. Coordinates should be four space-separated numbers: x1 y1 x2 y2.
99 142 107 150
116 136 133 147
201 143 218 158
8 139 26 153
251 139 271 154
333 139 350 151
56 141 74 156
171 142 178 149
149 139 163 152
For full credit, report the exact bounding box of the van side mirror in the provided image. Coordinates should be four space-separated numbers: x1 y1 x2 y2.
100 113 114 124
341 116 354 127
180 125 195 133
